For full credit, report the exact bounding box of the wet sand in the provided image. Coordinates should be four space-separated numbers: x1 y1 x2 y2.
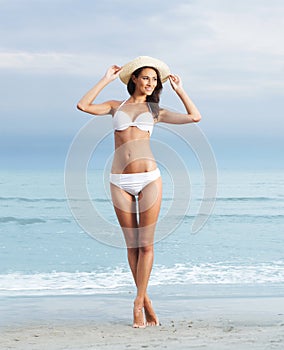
1 295 283 349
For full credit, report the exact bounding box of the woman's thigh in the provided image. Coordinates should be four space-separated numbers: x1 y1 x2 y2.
138 177 162 247
110 183 138 248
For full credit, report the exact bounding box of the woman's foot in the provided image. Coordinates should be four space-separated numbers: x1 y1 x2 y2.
144 297 160 326
133 300 146 328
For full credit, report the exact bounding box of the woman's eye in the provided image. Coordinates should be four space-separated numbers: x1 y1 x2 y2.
142 77 157 81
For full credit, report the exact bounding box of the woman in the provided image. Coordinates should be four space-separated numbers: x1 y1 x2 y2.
77 56 201 328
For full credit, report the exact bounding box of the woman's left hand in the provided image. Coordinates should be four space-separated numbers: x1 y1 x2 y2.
169 74 183 91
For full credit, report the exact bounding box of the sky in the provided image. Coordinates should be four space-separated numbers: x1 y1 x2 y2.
0 0 283 170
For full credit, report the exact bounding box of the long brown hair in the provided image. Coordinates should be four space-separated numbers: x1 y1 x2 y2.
126 66 163 118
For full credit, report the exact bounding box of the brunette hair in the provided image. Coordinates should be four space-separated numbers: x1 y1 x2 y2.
126 66 162 118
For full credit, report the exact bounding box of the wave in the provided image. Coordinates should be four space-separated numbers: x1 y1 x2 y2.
217 214 284 219
0 217 73 225
151 262 284 286
0 196 111 204
202 196 283 202
0 196 66 203
0 216 46 225
0 261 283 297
184 214 284 221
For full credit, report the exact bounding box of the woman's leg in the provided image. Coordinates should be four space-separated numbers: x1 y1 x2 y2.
110 184 145 327
136 176 162 325
110 177 162 327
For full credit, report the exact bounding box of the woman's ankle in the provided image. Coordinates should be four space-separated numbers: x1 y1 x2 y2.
134 296 144 307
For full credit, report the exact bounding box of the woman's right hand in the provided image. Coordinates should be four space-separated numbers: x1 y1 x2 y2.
104 65 122 81
77 64 122 115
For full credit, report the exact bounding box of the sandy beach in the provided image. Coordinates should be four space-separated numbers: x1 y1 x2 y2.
1 295 283 349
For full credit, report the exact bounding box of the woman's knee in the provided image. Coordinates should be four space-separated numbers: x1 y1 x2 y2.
127 247 139 256
139 244 154 255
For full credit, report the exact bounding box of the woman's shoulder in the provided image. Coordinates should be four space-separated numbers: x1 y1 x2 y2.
108 100 125 110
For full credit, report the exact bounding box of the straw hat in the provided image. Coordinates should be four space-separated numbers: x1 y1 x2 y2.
119 56 170 84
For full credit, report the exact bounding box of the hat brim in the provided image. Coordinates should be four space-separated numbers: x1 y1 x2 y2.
119 56 170 84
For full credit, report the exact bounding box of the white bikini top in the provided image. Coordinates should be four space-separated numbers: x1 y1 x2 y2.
112 100 154 136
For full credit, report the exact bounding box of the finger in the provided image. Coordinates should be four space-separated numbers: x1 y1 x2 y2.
110 65 121 73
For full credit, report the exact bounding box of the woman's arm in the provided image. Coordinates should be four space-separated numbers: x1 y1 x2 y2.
77 65 122 116
158 74 202 124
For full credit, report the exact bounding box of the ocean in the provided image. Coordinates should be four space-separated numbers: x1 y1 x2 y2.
0 169 283 299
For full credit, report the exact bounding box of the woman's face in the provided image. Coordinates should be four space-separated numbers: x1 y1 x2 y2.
132 68 158 96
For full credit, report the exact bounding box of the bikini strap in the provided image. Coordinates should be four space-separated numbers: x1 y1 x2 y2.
118 99 128 108
113 99 127 116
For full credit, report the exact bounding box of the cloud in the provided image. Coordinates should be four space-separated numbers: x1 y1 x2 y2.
0 1 283 97
193 4 284 56
0 51 117 75
0 51 71 70
154 1 284 96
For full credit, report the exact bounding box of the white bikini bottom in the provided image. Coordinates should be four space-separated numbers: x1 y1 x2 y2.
109 168 161 196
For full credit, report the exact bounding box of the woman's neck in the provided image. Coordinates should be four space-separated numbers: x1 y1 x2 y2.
128 93 147 103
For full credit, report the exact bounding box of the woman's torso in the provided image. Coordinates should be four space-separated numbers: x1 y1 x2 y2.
111 101 157 174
